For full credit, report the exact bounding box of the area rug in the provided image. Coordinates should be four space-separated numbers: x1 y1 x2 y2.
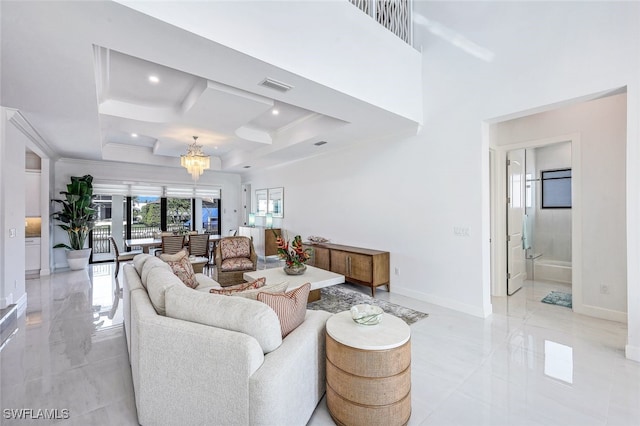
307 284 428 325
541 291 573 308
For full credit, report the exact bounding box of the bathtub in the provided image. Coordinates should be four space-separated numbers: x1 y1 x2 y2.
533 258 572 284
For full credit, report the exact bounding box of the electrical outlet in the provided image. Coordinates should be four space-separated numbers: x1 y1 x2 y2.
600 285 610 295
394 267 400 276
453 226 470 237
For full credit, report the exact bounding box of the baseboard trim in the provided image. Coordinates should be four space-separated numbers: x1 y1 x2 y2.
15 293 28 317
625 344 640 362
392 287 490 318
574 303 627 323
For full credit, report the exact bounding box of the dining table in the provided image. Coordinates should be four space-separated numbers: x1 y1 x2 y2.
125 234 223 254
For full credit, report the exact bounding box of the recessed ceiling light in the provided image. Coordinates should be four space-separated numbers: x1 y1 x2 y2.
314 141 328 146
214 146 218 150
272 109 279 115
131 133 138 138
148 75 160 84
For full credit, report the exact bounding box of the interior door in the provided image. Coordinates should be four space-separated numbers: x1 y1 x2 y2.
507 149 526 295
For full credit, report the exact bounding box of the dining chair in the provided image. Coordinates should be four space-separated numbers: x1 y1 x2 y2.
160 235 185 255
109 236 142 278
188 233 211 274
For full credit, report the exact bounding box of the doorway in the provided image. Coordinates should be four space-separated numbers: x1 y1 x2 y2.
491 132 582 311
506 142 574 296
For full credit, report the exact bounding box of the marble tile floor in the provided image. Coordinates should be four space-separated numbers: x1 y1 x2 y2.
1 263 639 425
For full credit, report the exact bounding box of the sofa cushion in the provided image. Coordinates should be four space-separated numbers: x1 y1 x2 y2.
133 253 154 275
145 267 183 315
232 281 289 300
209 277 266 295
220 258 254 272
140 256 172 289
194 273 221 289
160 249 198 289
165 285 282 354
220 238 251 259
257 283 310 338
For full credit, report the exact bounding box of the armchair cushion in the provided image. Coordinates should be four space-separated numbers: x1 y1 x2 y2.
258 283 310 338
221 258 255 272
160 249 198 289
220 237 251 259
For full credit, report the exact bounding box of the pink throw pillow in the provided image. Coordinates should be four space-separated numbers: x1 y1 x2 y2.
257 283 310 337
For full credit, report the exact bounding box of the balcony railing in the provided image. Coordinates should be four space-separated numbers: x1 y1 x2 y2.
349 0 413 45
92 224 220 255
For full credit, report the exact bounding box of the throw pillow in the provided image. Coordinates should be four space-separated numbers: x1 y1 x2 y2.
232 281 289 300
209 277 266 295
160 249 198 289
257 283 310 338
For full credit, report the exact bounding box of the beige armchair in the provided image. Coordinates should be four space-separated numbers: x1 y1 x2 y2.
214 236 257 286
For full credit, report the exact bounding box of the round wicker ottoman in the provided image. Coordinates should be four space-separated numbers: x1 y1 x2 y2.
325 310 411 426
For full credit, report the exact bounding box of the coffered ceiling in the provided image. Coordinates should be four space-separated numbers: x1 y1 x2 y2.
1 1 420 173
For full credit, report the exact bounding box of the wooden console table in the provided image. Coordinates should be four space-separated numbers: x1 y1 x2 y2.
303 242 389 296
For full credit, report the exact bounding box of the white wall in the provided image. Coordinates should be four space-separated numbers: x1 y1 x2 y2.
0 108 27 310
243 1 640 356
53 158 241 269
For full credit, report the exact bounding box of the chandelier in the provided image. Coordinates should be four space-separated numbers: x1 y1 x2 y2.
180 136 210 181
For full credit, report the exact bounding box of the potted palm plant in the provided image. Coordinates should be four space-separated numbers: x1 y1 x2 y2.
52 174 97 270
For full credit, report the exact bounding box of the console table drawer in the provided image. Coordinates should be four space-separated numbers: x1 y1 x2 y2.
304 243 389 297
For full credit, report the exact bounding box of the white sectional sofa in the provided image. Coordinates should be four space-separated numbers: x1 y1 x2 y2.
122 254 332 425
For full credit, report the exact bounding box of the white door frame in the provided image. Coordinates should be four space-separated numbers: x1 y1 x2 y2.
491 133 582 313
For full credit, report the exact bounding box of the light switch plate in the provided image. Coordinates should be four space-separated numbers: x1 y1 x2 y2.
9 228 16 238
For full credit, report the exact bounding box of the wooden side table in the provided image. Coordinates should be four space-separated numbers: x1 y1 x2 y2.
325 311 411 426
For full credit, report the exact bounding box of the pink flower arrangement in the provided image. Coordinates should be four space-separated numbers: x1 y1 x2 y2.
275 234 311 267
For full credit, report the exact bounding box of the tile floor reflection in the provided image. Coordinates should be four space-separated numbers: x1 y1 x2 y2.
1 264 639 425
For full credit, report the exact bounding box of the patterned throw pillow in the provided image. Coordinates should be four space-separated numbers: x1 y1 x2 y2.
220 237 251 259
232 281 289 300
209 277 266 295
159 249 198 289
257 283 310 337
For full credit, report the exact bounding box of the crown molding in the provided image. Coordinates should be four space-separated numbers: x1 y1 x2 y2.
6 109 58 160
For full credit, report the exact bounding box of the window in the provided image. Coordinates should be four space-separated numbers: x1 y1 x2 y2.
166 198 191 232
541 168 571 209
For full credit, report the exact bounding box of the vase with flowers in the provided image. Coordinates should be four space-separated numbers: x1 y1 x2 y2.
276 234 312 275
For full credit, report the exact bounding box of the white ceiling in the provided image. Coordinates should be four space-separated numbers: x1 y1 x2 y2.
1 1 420 173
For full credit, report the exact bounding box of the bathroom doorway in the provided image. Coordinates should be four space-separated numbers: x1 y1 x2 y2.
492 133 583 310
521 142 573 289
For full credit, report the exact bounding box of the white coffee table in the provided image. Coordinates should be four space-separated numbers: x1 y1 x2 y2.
243 265 344 302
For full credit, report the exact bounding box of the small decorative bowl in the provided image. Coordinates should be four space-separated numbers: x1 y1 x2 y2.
350 304 384 325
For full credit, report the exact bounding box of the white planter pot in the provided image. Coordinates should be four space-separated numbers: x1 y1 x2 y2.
66 248 92 270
